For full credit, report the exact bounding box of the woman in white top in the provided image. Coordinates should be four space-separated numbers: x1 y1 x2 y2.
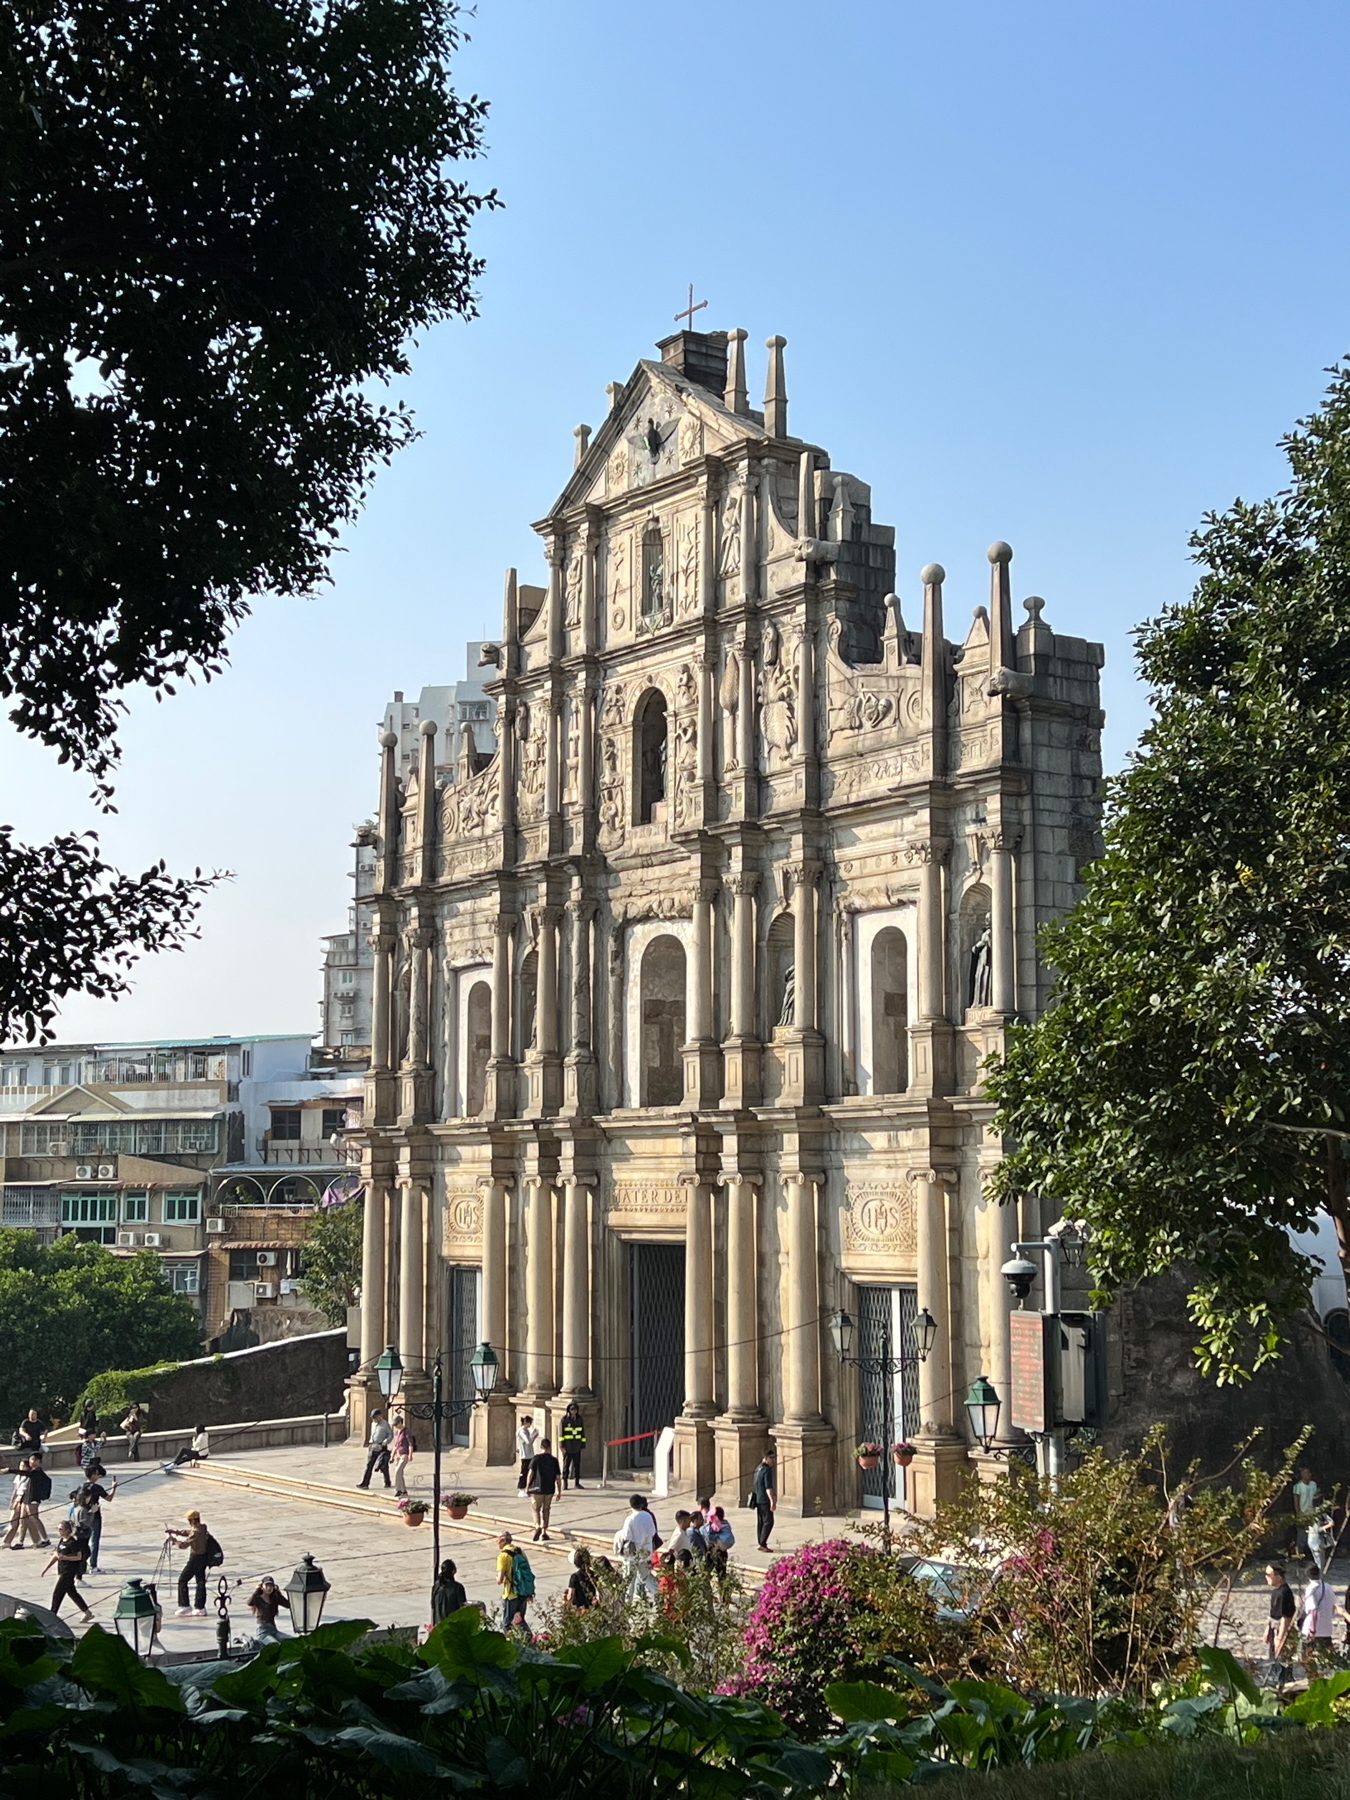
170 1425 209 1468
1302 1561 1337 1663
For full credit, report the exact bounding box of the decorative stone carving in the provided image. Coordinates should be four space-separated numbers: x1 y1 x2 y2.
608 1179 686 1216
842 1180 917 1254
719 650 740 772
608 533 629 628
678 516 700 615
719 488 741 578
565 548 584 627
443 1189 484 1251
608 445 628 495
759 622 798 768
439 760 500 849
679 413 703 465
517 700 545 819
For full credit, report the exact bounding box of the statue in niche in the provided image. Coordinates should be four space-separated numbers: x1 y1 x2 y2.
672 669 699 826
778 965 796 1030
968 924 993 1009
719 490 742 577
759 630 798 768
518 701 544 813
565 551 583 627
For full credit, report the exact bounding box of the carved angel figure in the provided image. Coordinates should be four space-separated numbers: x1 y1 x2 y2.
719 491 742 578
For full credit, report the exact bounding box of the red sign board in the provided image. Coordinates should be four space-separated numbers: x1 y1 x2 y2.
1010 1310 1049 1433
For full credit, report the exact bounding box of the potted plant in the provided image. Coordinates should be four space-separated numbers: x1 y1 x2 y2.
396 1497 429 1527
892 1441 916 1467
855 1441 884 1470
442 1492 477 1521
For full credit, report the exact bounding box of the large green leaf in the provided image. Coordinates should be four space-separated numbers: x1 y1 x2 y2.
69 1628 184 1712
824 1680 911 1723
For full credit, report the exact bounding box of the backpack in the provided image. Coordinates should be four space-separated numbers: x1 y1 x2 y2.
27 1468 51 1504
204 1533 224 1568
510 1549 535 1600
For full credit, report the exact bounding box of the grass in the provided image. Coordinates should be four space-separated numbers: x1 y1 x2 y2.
862 1726 1350 1800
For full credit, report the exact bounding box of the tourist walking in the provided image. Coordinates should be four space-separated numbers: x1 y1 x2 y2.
120 1403 146 1462
526 1437 561 1541
248 1576 289 1645
432 1558 468 1622
564 1546 597 1609
496 1531 532 1631
44 1520 92 1620
515 1416 538 1492
1264 1561 1297 1678
21 1453 52 1547
1303 1561 1337 1663
560 1402 586 1489
171 1425 210 1467
389 1415 414 1497
749 1450 777 1550
168 1510 218 1616
13 1410 43 1455
72 1472 117 1572
614 1493 659 1602
357 1411 393 1489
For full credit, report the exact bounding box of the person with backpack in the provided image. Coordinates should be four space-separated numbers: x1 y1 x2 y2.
44 1519 93 1621
559 1402 586 1489
70 1472 117 1573
431 1558 468 1622
496 1530 534 1631
168 1509 221 1616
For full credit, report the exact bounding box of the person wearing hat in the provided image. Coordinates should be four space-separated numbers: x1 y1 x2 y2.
496 1531 530 1632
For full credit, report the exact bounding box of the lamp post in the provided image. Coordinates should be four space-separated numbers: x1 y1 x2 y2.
113 1577 160 1662
391 1340 498 1616
964 1374 1003 1451
830 1305 936 1550
286 1553 331 1636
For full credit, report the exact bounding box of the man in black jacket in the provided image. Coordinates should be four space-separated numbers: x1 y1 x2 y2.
24 1453 52 1547
526 1438 562 1542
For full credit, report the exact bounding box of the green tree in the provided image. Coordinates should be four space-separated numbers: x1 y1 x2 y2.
298 1195 363 1325
0 1230 202 1427
0 0 495 1038
988 361 1350 1376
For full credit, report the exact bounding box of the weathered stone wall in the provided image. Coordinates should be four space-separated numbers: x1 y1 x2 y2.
124 1329 350 1431
1107 1269 1350 1486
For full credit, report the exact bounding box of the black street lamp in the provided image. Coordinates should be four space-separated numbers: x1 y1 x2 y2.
391 1340 498 1617
113 1577 160 1661
964 1374 1002 1451
286 1553 331 1636
831 1305 937 1549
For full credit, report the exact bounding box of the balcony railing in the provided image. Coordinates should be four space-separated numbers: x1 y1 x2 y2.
255 1139 359 1166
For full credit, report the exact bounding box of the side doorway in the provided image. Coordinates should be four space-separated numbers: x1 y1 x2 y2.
447 1265 481 1446
857 1284 920 1511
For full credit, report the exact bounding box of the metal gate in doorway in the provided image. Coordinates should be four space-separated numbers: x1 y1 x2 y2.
447 1265 481 1446
627 1242 684 1468
858 1284 920 1510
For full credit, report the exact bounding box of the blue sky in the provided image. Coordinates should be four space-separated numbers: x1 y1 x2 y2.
9 0 1350 1044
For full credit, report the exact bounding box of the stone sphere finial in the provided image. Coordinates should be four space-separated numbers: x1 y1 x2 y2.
987 541 1013 565
419 716 437 737
920 562 946 587
379 729 399 749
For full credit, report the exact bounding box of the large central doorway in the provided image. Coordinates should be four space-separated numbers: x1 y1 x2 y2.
446 1265 481 1446
627 1242 685 1468
857 1284 920 1510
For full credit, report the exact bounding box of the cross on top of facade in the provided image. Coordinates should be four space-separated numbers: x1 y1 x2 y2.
674 283 707 331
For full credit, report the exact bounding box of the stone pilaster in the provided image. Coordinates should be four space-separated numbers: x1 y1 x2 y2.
681 880 722 1107
777 861 825 1103
524 904 563 1117
563 895 598 1116
713 1172 769 1494
674 1176 716 1492
521 1175 556 1403
721 872 761 1107
487 914 518 1119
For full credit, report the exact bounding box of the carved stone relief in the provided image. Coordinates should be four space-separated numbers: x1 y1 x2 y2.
439 761 500 844
671 663 699 828
517 699 545 820
679 413 703 465
608 1179 685 1216
678 516 700 615
564 548 584 627
759 621 798 768
608 533 629 629
443 1189 484 1251
718 487 741 578
842 1180 917 1254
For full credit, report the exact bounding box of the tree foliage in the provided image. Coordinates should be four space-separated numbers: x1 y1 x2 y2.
0 0 494 1037
0 1230 202 1427
988 361 1350 1375
298 1194 363 1325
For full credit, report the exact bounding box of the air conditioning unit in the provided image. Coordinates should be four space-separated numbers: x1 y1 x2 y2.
206 1217 227 1235
256 1250 279 1267
75 1165 93 1179
116 1231 139 1248
97 1164 115 1179
254 1281 277 1299
142 1233 162 1248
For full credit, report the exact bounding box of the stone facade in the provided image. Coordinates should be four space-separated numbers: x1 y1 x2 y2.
351 327 1105 1514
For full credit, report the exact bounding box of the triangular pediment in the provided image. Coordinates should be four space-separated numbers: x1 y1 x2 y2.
29 1083 132 1117
544 358 773 523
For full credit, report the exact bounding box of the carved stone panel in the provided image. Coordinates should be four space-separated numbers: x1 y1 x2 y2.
442 1188 484 1254
841 1179 917 1261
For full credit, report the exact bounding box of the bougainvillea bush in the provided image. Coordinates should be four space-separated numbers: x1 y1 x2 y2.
729 1538 941 1735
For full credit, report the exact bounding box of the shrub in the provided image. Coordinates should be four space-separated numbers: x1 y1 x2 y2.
729 1537 941 1736
536 1556 752 1689
76 1362 180 1428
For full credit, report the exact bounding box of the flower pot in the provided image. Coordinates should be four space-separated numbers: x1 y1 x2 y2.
446 1504 469 1520
857 1454 880 1471
892 1449 915 1468
402 1510 426 1527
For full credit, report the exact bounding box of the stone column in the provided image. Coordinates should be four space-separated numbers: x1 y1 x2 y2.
559 1177 590 1395
737 631 756 791
914 1170 951 1432
909 839 953 1098
723 872 761 1106
675 1176 716 1490
683 879 719 1105
783 1175 822 1424
792 865 818 1032
487 915 516 1119
990 832 1018 1015
987 1192 1019 1445
370 931 395 1070
397 1181 426 1380
917 851 945 1020
714 1173 769 1495
471 1176 516 1465
407 927 431 1068
837 906 856 1093
537 908 559 1056
523 1176 555 1399
544 690 560 819
353 1179 390 1435
563 893 596 1115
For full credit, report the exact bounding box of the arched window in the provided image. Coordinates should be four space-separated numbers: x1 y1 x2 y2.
519 949 538 1056
465 980 492 1114
640 935 686 1105
633 689 668 824
766 913 794 1035
869 928 909 1094
641 520 664 620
